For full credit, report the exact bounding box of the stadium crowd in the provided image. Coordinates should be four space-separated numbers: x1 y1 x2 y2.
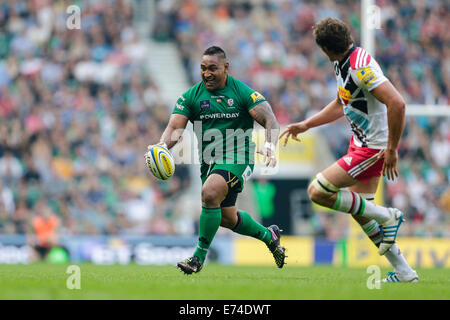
0 0 448 243
0 0 192 240
157 0 449 237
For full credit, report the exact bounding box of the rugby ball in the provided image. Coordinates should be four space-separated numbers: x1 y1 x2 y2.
145 145 175 180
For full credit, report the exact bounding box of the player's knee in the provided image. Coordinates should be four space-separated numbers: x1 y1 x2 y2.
308 183 326 204
308 173 340 205
201 188 222 206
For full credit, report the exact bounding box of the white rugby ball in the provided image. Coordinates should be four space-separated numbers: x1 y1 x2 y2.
145 145 175 180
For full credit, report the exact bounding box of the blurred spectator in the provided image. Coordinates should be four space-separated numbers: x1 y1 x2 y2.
29 200 60 261
0 151 23 185
0 0 188 237
252 178 277 227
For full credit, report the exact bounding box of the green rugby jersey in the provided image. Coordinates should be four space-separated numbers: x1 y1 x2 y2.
172 75 266 165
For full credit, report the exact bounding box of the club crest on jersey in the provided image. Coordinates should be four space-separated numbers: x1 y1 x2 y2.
250 91 264 103
227 98 234 107
200 100 211 109
357 68 377 86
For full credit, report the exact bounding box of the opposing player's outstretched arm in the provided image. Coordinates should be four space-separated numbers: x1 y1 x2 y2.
249 101 280 166
280 96 344 146
371 81 406 180
156 113 189 149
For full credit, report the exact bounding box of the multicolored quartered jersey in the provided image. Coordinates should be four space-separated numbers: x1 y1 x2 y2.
334 46 389 149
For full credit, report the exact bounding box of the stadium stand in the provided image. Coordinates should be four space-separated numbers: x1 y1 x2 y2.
0 0 191 237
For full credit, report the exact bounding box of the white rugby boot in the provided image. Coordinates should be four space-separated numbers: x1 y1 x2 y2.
378 208 405 255
378 270 419 283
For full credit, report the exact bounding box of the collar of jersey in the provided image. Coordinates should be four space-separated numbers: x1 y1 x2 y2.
338 45 357 69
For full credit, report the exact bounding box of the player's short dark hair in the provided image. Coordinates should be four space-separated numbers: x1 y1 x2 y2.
313 17 354 55
203 46 227 60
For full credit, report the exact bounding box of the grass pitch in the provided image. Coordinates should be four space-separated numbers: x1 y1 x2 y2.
0 263 448 300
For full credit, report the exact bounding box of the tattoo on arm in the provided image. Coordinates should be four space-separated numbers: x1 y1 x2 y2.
250 102 280 144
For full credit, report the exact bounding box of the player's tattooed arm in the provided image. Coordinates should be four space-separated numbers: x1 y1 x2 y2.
249 101 280 144
249 101 280 166
156 114 189 149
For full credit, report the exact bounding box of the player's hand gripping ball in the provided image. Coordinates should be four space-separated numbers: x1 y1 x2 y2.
145 145 175 180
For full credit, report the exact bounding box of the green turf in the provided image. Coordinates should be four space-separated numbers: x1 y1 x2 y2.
0 263 448 300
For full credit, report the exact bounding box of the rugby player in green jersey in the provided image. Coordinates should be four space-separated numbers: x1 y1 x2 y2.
149 46 286 274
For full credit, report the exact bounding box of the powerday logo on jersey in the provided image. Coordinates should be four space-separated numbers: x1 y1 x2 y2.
250 91 264 103
357 67 377 86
